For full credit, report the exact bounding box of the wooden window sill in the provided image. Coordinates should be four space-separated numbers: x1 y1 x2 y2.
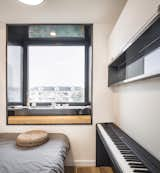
8 115 91 125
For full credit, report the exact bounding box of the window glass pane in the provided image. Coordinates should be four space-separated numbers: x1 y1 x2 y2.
28 46 85 103
7 45 23 103
29 25 85 38
144 47 160 75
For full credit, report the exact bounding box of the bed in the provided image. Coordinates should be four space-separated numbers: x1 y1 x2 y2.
0 133 70 173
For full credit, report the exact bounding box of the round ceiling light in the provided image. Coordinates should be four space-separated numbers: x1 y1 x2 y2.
18 0 45 6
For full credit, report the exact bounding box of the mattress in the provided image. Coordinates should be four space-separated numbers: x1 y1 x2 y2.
0 133 70 173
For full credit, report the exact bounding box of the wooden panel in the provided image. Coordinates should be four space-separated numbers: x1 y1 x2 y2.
64 167 113 173
100 167 113 173
77 167 100 173
8 115 91 125
65 166 76 173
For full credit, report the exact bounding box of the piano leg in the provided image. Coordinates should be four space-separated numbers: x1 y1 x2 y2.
96 130 111 167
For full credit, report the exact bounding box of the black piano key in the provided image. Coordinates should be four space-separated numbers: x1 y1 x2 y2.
126 159 141 162
124 156 138 159
119 149 131 151
120 150 134 154
124 157 138 160
121 153 134 155
119 148 130 150
113 140 122 143
111 137 121 139
116 145 127 148
121 151 133 153
115 142 126 145
118 148 130 151
133 170 150 173
123 154 136 156
131 165 147 169
115 144 126 147
113 142 124 144
117 146 129 149
115 143 126 146
124 155 137 157
129 163 145 166
117 145 129 147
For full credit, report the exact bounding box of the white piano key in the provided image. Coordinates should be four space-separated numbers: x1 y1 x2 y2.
132 168 149 172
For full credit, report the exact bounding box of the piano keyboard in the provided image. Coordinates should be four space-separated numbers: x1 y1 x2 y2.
96 123 160 173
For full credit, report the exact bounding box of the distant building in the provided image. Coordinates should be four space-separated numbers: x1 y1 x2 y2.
28 86 84 103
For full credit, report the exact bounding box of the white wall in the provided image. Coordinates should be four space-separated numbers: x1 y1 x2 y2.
108 0 160 62
109 0 160 160
113 78 160 160
0 0 126 166
0 0 126 24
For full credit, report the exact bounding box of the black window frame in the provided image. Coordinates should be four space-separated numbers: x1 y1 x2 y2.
7 24 92 107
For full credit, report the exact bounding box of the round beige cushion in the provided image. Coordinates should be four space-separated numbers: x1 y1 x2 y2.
16 130 49 147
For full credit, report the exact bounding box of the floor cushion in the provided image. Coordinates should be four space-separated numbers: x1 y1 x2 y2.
16 130 49 147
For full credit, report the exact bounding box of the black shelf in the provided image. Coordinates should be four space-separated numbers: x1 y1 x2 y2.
108 15 160 86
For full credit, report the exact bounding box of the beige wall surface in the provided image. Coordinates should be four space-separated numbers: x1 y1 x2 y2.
113 78 160 160
109 0 160 160
0 0 126 24
108 0 160 60
0 0 126 166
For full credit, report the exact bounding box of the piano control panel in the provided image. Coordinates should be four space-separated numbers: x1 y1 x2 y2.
96 123 160 173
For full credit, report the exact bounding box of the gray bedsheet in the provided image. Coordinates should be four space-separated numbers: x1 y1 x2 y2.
0 133 70 173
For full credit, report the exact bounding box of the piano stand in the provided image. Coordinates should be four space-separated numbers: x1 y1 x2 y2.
96 130 111 167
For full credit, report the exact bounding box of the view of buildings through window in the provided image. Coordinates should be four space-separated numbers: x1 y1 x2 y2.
8 45 85 104
28 46 85 104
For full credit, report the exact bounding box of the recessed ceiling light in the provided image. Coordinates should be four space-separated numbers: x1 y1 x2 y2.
18 0 45 6
50 32 57 37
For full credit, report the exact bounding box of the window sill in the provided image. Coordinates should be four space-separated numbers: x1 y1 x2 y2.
8 115 91 125
8 106 91 115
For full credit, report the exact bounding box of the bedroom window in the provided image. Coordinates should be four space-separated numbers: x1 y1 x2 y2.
28 46 85 104
7 24 92 125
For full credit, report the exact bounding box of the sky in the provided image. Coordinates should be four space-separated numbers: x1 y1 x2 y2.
28 46 85 88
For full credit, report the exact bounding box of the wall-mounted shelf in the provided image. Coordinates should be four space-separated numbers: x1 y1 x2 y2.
108 15 160 87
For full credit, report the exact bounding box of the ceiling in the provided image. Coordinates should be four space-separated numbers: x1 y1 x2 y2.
0 0 126 25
